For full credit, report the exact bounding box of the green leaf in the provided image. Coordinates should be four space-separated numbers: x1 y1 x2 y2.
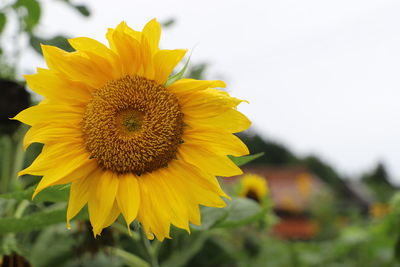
34 185 70 203
60 1 91 17
162 18 175 28
0 187 33 201
395 235 400 263
0 12 6 34
161 233 210 267
0 135 13 193
73 5 90 17
194 197 264 231
165 55 191 87
29 35 73 55
0 204 86 234
29 226 76 267
229 152 264 167
14 0 41 32
108 247 150 267
0 185 70 203
191 204 229 231
216 198 264 228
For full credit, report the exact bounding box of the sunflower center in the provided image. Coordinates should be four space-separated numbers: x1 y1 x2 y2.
117 110 144 133
82 75 184 175
246 190 260 203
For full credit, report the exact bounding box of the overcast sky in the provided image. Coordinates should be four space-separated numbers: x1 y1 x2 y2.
23 0 400 182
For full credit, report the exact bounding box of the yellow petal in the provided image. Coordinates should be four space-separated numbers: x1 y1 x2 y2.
69 37 122 80
32 157 97 199
101 200 121 231
178 89 246 119
68 37 117 63
174 160 229 199
13 103 84 126
142 18 161 55
139 36 155 79
116 173 140 228
153 49 187 85
152 171 191 231
137 175 171 241
184 109 251 133
155 167 201 226
67 175 93 227
112 21 141 43
24 68 92 103
168 78 226 94
109 29 141 76
183 127 249 157
41 45 112 88
20 142 87 176
168 161 227 208
178 144 243 177
24 123 81 150
88 170 119 236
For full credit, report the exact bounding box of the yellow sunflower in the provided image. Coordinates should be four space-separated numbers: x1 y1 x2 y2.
239 174 268 203
14 19 250 240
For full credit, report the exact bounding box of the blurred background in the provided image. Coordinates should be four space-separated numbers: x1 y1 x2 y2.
1 0 400 266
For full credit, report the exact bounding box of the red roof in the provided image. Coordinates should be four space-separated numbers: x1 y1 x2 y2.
273 216 319 239
234 165 326 212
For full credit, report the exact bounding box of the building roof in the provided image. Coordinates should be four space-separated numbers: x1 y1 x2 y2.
239 165 326 212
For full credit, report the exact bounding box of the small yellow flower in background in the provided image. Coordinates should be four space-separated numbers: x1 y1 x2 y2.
370 203 390 218
296 172 312 197
239 174 268 203
14 19 251 240
280 195 300 212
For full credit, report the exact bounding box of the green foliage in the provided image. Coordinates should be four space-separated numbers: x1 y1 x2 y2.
303 155 343 186
193 198 266 231
238 133 299 165
29 35 73 54
165 55 191 87
0 204 67 234
60 0 91 17
0 184 70 202
0 0 91 80
187 63 208 80
216 198 265 228
108 247 149 267
229 152 264 167
14 0 41 32
0 9 398 267
362 162 396 202
0 12 6 34
161 233 211 267
73 5 90 17
161 18 176 28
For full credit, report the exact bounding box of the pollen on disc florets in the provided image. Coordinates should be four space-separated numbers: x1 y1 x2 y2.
82 75 184 175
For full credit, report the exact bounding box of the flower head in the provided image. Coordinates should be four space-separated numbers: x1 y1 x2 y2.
15 19 250 240
239 174 268 203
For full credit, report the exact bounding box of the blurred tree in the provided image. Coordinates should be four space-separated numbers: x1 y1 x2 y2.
362 162 392 187
239 133 374 215
187 63 208 80
0 0 91 78
0 79 29 135
238 133 299 166
303 155 344 189
361 162 396 202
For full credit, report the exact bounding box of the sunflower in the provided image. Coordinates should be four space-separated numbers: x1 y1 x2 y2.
239 174 268 203
14 19 250 240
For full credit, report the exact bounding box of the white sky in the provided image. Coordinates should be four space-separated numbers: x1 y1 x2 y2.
21 0 400 182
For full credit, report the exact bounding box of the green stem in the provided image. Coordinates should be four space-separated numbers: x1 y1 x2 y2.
140 228 160 267
14 199 29 218
0 135 13 193
10 127 26 191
